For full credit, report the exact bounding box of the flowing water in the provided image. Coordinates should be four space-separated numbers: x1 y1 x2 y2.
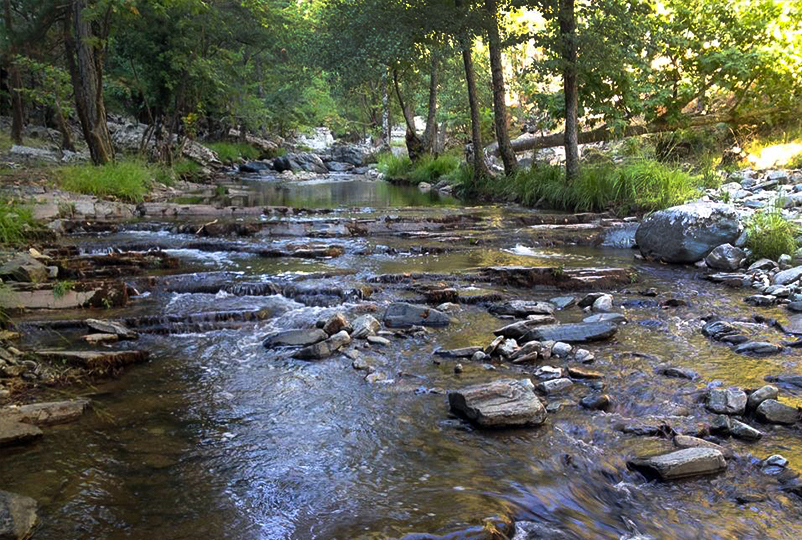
3 174 802 539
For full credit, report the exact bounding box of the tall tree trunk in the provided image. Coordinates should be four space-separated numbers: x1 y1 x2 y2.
559 0 579 181
53 98 76 152
64 0 114 165
381 68 390 149
462 44 490 178
422 53 439 155
392 68 423 161
485 0 517 176
4 0 24 145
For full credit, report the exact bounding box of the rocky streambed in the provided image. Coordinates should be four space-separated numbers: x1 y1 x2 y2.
1 171 801 540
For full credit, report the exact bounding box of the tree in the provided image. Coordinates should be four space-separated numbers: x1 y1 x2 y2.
484 0 517 175
3 0 24 144
558 0 578 180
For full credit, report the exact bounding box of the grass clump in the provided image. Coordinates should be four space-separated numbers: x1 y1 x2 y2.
207 142 260 163
745 207 798 262
0 199 40 245
458 159 708 214
58 159 154 203
377 153 412 179
173 158 203 181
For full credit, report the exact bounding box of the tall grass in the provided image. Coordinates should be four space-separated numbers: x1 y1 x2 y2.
377 153 413 179
377 152 460 184
58 159 154 202
457 159 709 214
745 207 798 262
207 141 260 163
0 199 40 245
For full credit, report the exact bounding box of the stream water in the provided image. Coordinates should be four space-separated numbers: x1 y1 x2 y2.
3 174 802 539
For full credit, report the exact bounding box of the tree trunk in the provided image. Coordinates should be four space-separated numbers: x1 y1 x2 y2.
559 0 579 181
462 45 491 178
422 53 439 155
485 0 517 176
4 0 24 145
392 68 424 161
53 98 76 152
64 0 114 165
381 68 390 149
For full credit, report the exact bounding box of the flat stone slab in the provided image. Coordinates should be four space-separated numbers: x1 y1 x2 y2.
0 399 90 426
522 322 617 344
448 378 546 428
0 490 38 540
34 350 149 370
673 435 733 459
263 329 328 348
628 448 727 480
293 330 351 360
86 319 138 339
434 347 483 359
493 318 557 340
383 303 450 328
0 421 43 447
488 300 555 317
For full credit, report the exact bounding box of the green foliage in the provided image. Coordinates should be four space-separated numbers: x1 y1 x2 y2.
377 153 413 179
0 200 39 246
407 154 461 184
207 142 260 163
745 208 799 262
790 153 802 169
53 281 76 300
458 159 707 214
173 159 203 181
58 160 154 203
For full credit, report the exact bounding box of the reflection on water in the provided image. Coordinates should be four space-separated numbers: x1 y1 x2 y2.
4 177 802 540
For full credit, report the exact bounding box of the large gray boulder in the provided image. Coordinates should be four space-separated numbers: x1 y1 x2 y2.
705 243 747 270
0 490 38 540
448 378 546 428
706 388 747 415
628 448 726 480
522 322 617 344
635 203 742 263
327 145 364 166
273 152 328 174
383 303 450 328
756 399 800 425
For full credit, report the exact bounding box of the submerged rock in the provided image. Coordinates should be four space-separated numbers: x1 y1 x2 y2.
628 448 727 480
0 490 38 540
263 329 328 348
494 318 556 340
383 303 450 328
0 399 89 426
635 202 741 263
756 399 800 425
435 347 483 359
522 322 617 344
448 378 546 428
583 312 627 324
579 393 611 411
0 421 43 447
734 341 782 356
293 330 351 360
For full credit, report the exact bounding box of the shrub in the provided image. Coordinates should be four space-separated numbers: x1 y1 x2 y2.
789 152 802 169
0 199 40 245
745 208 798 262
58 159 154 202
207 141 260 163
173 158 203 181
406 154 461 184
377 152 412 179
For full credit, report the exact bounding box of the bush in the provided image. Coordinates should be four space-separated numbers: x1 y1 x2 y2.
58 159 154 202
745 208 798 262
789 152 802 169
207 141 260 163
0 199 40 245
173 158 203 181
377 152 412 179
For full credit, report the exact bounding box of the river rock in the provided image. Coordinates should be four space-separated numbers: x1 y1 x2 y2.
488 300 555 317
773 265 802 286
707 388 747 415
293 330 351 360
748 259 779 273
755 399 800 425
577 293 606 308
747 385 779 411
765 374 802 388
702 320 745 343
322 313 351 336
448 378 546 428
435 347 482 359
273 152 328 174
705 244 747 270
628 448 727 480
86 319 138 339
0 399 89 425
579 393 611 411
536 378 573 394
351 315 380 339
367 335 390 346
508 341 543 362
657 366 698 380
729 419 763 441
550 296 576 309
383 303 450 328
522 322 617 344
583 313 627 324
0 255 48 283
591 294 614 313
635 202 741 263
673 435 733 459
494 319 556 340
83 333 119 345
734 341 782 356
568 366 603 379
0 421 43 447
0 490 38 540
535 366 562 380
263 329 328 348
551 342 572 358
497 339 519 358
